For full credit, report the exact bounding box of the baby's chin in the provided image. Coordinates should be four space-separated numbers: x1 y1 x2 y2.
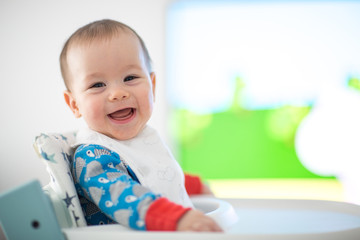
97 125 146 141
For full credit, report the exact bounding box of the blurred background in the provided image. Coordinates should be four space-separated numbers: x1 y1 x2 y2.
1 0 359 204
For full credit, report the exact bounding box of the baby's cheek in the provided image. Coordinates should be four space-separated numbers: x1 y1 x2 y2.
85 101 104 122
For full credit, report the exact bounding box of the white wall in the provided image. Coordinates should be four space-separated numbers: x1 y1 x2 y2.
0 0 173 192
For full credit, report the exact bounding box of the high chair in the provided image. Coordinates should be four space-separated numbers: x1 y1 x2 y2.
2 131 360 239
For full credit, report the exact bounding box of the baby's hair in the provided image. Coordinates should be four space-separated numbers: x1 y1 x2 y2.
60 19 152 90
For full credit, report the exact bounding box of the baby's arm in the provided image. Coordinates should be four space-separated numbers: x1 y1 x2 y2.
145 197 222 232
73 144 221 231
73 144 160 230
185 173 213 195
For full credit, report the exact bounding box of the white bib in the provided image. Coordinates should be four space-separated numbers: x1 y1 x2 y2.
74 125 193 208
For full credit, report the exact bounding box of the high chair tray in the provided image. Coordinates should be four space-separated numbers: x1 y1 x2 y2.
63 198 360 240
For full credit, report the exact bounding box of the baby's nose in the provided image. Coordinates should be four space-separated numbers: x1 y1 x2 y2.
109 87 130 101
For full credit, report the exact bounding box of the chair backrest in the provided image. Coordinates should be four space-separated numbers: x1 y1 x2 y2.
33 132 87 228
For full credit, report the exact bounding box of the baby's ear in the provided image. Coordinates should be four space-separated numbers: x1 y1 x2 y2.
64 90 81 118
150 72 156 101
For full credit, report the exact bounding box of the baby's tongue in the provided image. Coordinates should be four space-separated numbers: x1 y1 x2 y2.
110 108 132 119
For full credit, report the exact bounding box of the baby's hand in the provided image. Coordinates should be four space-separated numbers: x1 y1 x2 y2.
201 183 214 195
177 209 223 232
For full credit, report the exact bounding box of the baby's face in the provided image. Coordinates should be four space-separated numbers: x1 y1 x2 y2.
65 32 156 140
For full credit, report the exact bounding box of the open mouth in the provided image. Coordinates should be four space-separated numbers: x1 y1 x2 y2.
108 108 136 123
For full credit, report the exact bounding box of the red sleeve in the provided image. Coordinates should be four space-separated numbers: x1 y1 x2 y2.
184 174 203 195
145 197 191 231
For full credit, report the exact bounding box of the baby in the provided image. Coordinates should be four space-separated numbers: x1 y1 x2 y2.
61 19 222 232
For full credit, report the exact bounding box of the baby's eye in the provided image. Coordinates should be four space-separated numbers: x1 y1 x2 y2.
124 76 137 82
90 82 106 88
